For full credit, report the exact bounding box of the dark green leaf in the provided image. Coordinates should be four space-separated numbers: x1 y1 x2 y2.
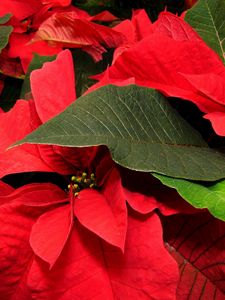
0 26 13 53
15 85 225 181
185 0 225 63
0 13 12 25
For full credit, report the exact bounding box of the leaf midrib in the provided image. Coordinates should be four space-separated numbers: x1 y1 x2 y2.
205 0 224 58
23 134 209 149
166 243 225 298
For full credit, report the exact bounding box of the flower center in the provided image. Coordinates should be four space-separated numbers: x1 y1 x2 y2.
68 172 97 196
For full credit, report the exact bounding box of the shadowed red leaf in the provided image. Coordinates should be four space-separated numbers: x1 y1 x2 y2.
163 212 225 299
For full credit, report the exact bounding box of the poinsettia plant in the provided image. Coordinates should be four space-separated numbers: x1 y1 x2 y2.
0 0 225 299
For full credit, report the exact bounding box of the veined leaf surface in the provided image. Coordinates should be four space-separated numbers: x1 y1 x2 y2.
185 0 225 63
15 85 225 181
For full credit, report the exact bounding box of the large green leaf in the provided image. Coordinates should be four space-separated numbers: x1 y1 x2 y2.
20 54 56 99
0 26 13 53
15 85 225 181
185 0 225 63
154 173 225 221
0 13 12 25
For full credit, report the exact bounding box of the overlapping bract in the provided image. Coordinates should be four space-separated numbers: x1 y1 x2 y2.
0 2 225 299
90 11 225 136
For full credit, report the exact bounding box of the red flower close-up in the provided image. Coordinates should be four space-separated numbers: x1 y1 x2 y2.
0 0 225 299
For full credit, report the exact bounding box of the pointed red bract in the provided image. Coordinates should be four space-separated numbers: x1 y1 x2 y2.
75 168 127 251
153 12 200 41
31 49 76 122
163 212 225 299
27 214 179 299
30 204 73 268
0 182 67 300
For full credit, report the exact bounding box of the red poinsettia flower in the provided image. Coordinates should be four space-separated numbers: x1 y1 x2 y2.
89 11 225 136
0 154 186 300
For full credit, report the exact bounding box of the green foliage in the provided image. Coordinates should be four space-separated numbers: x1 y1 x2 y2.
154 173 225 222
0 26 13 53
185 0 225 64
15 85 225 181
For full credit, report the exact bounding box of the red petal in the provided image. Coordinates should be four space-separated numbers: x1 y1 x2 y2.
30 204 73 268
181 73 225 111
112 9 152 62
131 9 153 40
163 212 225 299
88 11 118 22
0 203 43 299
153 11 200 41
74 175 127 251
31 49 76 123
0 0 42 21
0 183 67 206
9 33 61 73
204 112 225 136
91 34 225 108
28 213 178 299
0 180 14 196
0 100 53 178
122 170 197 215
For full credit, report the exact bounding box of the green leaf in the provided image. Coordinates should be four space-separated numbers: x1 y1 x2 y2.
185 0 225 63
0 26 13 53
14 85 225 181
154 173 225 221
20 54 57 99
72 48 113 98
0 13 12 25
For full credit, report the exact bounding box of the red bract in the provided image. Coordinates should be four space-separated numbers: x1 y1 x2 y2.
33 11 126 61
8 33 61 72
163 212 225 299
41 0 72 7
4 3 119 72
0 0 43 21
0 178 179 299
0 49 97 178
90 11 225 136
